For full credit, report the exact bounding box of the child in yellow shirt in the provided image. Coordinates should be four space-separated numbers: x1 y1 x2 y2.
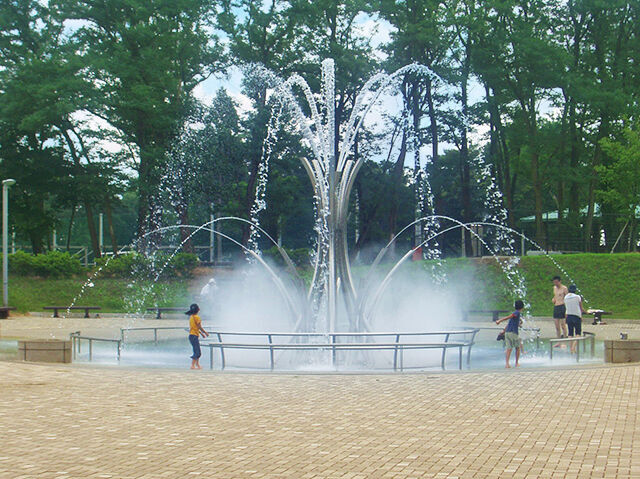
186 304 208 369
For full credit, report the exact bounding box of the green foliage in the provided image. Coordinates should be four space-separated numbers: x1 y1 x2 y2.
599 125 640 216
94 253 147 278
7 250 83 278
167 253 199 278
2 0 640 256
263 246 311 267
8 277 192 313
95 252 199 279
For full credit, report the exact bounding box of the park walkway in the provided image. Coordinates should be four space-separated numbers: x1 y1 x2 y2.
0 360 638 478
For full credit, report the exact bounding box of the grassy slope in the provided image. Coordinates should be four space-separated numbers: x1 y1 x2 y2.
9 277 192 313
440 253 640 318
7 253 640 318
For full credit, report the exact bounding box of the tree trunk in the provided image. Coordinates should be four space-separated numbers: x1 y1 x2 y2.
485 84 515 228
584 118 609 251
388 130 408 248
425 79 438 165
567 97 581 248
522 97 544 248
460 55 473 256
84 202 101 259
66 204 76 251
242 88 268 247
59 128 102 258
412 82 423 247
104 199 119 256
136 149 162 253
176 199 193 253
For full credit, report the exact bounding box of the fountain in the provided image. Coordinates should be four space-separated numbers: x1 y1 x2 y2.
57 59 603 371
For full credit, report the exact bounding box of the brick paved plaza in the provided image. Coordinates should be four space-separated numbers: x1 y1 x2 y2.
0 360 638 479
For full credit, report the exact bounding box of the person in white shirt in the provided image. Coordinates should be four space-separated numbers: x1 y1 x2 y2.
564 284 586 353
200 278 218 299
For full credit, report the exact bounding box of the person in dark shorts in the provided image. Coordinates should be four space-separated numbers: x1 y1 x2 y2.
496 300 525 368
186 303 209 369
564 285 586 353
552 276 569 339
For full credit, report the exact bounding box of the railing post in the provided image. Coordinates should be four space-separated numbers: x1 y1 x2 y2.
393 334 400 371
117 340 121 362
331 334 336 367
89 339 92 361
576 341 580 362
466 330 478 367
209 345 214 370
154 328 158 345
441 333 450 370
216 332 225 370
459 346 463 370
268 334 274 370
550 341 553 360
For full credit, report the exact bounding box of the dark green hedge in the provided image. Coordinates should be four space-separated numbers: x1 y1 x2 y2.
6 251 83 278
94 252 198 278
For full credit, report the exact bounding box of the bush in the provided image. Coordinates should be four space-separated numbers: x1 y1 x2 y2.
95 253 148 278
95 252 199 279
263 246 311 267
167 252 199 278
8 250 35 276
7 250 83 278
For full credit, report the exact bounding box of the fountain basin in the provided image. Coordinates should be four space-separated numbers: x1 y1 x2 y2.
604 339 640 363
18 339 72 363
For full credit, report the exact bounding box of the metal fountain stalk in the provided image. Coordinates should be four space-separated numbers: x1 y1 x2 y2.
260 58 437 333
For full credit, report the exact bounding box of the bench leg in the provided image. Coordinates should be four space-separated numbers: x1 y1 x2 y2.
84 309 90 318
53 309 59 318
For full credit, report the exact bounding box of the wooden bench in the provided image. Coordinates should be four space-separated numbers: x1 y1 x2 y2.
464 309 510 322
44 306 101 318
146 307 188 319
0 306 16 319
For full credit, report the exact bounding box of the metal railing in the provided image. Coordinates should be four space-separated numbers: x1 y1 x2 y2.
120 326 188 345
549 332 596 362
70 331 122 361
478 327 542 350
200 329 479 371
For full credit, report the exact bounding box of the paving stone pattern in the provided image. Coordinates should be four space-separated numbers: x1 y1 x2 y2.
0 361 639 478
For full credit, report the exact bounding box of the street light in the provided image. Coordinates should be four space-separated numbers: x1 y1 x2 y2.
3 179 16 308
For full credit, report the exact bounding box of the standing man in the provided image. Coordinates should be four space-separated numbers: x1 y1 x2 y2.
552 276 569 338
564 285 586 353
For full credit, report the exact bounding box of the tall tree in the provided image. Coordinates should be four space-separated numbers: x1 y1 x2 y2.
218 0 302 245
473 0 564 246
380 0 452 246
61 0 225 250
0 0 103 254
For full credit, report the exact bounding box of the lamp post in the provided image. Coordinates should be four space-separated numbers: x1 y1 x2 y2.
3 179 16 307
